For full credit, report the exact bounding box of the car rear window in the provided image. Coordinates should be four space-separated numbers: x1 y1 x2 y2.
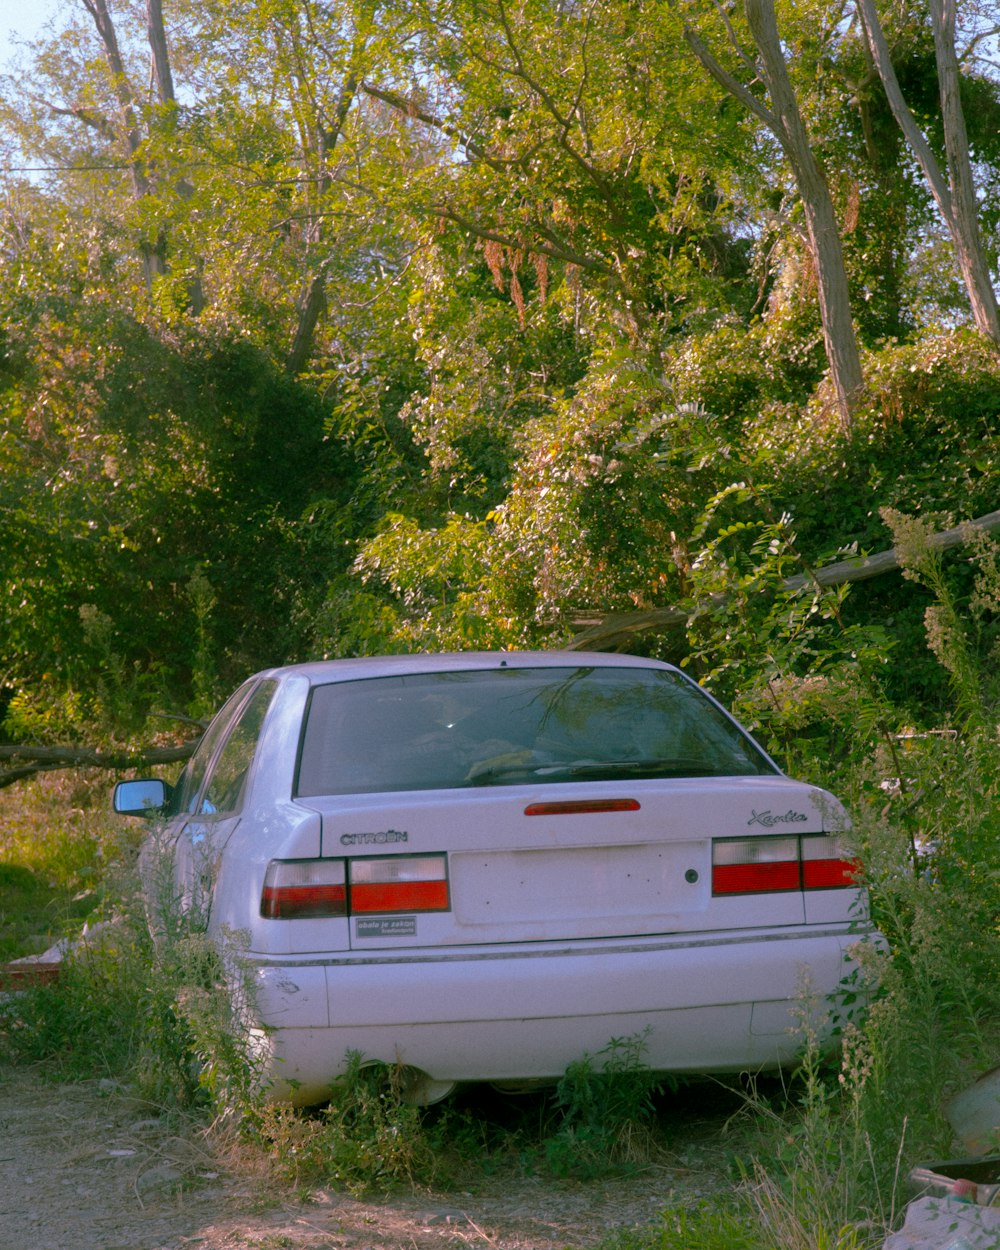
295 665 777 796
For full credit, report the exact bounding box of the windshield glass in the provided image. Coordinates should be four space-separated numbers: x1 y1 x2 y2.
296 665 777 796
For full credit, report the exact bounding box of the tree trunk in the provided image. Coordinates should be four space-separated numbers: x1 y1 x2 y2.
856 0 1000 347
744 0 863 428
146 0 204 314
0 741 198 790
286 268 329 377
679 0 864 429
568 508 1000 650
146 0 176 104
931 0 1000 344
82 0 165 286
282 30 364 375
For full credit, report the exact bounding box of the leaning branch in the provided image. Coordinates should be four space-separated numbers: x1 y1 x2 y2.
431 203 618 279
568 507 1000 650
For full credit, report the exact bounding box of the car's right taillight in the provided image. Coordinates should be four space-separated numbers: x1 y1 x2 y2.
712 834 859 896
801 834 860 889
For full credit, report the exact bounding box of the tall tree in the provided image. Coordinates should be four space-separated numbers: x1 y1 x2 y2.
74 0 201 292
856 0 1000 348
677 0 865 428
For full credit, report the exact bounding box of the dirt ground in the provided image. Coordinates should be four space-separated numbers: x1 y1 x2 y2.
0 1065 745 1250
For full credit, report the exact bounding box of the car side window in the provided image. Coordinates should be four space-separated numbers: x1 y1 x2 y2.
175 680 258 815
199 680 278 816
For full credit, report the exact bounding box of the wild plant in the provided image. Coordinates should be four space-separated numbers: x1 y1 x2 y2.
740 997 903 1250
186 568 222 721
881 509 1000 728
133 832 268 1119
543 1030 666 1177
782 514 1000 1227
255 1052 438 1192
678 480 904 792
0 771 115 960
1 804 266 1124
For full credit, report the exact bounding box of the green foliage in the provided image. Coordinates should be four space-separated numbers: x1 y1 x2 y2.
256 1054 438 1193
0 785 264 1118
0 302 360 721
543 1031 666 1179
346 512 503 652
610 1201 763 1250
1 918 155 1081
881 509 1000 726
2 0 999 730
0 772 112 960
187 569 223 722
750 331 1000 555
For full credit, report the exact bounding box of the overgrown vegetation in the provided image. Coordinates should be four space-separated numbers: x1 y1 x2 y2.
2 1 1000 733
3 520 1000 1249
2 1 1000 1243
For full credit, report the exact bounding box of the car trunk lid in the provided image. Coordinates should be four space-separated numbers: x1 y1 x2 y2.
295 776 855 950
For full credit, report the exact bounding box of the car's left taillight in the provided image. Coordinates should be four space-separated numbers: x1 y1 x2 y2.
261 854 450 919
261 859 348 919
349 854 449 914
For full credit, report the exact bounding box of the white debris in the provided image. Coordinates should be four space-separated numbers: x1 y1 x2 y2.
883 1196 1000 1249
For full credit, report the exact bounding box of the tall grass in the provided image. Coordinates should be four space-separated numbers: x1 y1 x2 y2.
0 771 122 961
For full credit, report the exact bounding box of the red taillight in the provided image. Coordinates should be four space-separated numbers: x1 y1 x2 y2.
524 798 641 816
712 835 859 896
349 855 449 914
261 855 449 919
261 859 347 919
712 836 800 895
801 836 861 888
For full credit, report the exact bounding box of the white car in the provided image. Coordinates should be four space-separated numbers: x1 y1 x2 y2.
114 652 876 1105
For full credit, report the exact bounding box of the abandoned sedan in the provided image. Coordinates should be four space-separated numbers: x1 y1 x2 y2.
114 652 875 1104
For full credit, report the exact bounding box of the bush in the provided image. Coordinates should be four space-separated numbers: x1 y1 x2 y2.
255 1054 440 1192
543 1032 667 1178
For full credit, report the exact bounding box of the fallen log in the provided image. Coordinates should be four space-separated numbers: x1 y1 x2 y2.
0 740 198 791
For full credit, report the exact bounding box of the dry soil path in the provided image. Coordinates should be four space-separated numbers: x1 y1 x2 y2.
0 1065 742 1250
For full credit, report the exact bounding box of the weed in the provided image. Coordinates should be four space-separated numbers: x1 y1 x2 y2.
881 510 1000 727
542 1030 666 1178
0 784 265 1123
256 1052 438 1192
0 771 117 959
607 1199 763 1250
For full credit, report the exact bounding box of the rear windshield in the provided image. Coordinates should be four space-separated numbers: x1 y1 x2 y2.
296 665 777 796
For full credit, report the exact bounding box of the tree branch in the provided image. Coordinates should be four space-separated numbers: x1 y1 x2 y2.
430 202 618 278
35 96 117 141
0 741 198 791
679 22 779 134
567 507 1000 650
361 81 531 175
855 0 953 216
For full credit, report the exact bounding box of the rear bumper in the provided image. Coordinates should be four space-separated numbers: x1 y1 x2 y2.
247 924 876 1102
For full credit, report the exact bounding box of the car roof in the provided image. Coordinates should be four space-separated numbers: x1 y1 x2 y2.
255 651 678 686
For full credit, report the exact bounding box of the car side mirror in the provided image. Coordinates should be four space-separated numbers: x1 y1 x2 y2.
113 778 173 818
